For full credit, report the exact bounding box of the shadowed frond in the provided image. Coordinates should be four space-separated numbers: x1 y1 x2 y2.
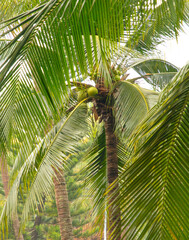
115 64 189 239
132 59 179 90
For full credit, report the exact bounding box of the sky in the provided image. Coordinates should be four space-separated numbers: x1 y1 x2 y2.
157 25 189 68
129 25 189 89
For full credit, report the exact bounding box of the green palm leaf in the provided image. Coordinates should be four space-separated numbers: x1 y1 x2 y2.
116 64 189 239
82 127 107 230
127 1 189 53
0 0 46 21
1 0 187 150
1 80 52 147
1 0 188 83
0 102 89 233
113 81 149 140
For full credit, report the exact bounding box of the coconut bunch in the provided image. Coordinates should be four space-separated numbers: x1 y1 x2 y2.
110 66 122 82
77 86 98 102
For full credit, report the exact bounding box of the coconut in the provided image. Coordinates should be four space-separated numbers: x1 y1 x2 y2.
87 87 98 97
114 75 120 81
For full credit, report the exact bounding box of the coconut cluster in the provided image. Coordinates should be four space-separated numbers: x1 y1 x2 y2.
112 68 122 82
77 87 98 102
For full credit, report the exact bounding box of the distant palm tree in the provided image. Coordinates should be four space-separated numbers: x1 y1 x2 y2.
0 155 24 240
0 0 189 239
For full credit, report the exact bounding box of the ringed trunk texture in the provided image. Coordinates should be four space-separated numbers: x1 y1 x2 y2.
53 168 73 240
103 107 121 240
0 155 24 240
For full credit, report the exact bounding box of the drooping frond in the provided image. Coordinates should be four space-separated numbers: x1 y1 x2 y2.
0 0 46 21
1 0 188 83
0 42 74 150
1 0 187 150
127 0 189 53
113 81 149 140
1 78 53 148
0 102 89 234
136 87 159 109
82 127 107 230
115 64 189 239
132 59 179 90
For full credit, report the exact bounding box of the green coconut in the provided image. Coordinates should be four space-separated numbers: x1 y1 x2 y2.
93 72 97 78
87 87 98 97
117 70 121 75
77 90 88 102
114 75 120 81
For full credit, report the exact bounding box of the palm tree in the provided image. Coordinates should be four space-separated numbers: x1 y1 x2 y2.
0 0 189 239
53 168 74 239
0 154 24 240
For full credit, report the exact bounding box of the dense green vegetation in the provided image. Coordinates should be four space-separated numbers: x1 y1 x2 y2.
0 140 101 239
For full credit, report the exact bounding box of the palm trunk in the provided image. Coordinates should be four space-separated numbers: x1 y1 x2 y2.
96 78 121 239
53 168 73 240
31 196 45 240
0 155 24 240
30 215 42 240
102 106 121 240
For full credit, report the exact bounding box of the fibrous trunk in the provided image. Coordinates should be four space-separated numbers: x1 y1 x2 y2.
53 168 73 240
0 155 24 240
95 78 121 239
103 106 121 240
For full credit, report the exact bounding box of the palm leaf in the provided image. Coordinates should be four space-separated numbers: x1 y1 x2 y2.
1 0 187 150
135 87 160 110
1 0 188 83
0 102 89 234
132 59 179 90
0 0 46 21
127 0 189 53
115 64 189 239
1 79 52 147
82 127 107 230
113 81 149 140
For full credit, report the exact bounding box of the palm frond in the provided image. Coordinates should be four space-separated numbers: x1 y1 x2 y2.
115 64 189 239
1 0 187 84
0 0 46 21
126 85 159 111
1 1 187 149
0 79 52 147
0 102 89 234
113 81 149 140
127 0 189 53
82 127 107 231
132 59 179 90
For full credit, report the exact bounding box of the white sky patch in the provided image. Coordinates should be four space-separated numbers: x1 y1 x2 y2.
128 25 189 90
157 25 189 68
